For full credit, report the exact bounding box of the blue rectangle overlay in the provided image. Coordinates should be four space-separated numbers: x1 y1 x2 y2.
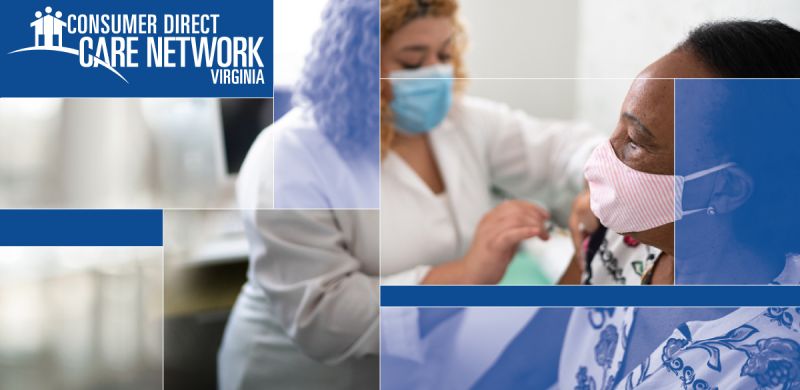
381 286 800 307
0 210 163 246
0 1 273 97
674 79 800 285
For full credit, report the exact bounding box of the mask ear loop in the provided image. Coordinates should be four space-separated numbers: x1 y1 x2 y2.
681 207 715 217
683 162 736 181
680 162 736 217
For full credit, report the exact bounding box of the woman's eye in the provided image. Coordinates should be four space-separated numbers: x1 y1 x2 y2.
400 62 422 70
626 135 642 151
438 53 452 63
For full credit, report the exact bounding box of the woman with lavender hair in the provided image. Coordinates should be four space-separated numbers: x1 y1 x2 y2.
218 1 380 389
236 0 380 209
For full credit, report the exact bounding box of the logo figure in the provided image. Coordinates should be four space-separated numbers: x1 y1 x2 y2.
10 6 127 83
30 6 66 47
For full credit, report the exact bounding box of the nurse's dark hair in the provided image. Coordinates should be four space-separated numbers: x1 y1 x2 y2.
676 19 800 77
676 20 800 259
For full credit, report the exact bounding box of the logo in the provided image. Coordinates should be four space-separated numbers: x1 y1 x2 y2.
10 6 127 82
8 5 267 86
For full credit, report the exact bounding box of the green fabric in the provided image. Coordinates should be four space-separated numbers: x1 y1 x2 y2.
499 249 552 285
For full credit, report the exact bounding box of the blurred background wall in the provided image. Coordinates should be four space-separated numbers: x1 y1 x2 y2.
575 0 800 132
0 99 272 209
460 0 579 119
459 0 800 132
0 247 163 390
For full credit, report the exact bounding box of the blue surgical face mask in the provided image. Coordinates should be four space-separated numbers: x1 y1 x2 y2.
389 64 454 134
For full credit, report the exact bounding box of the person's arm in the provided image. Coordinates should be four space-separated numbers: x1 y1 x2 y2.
241 209 378 364
426 200 550 285
559 188 600 284
477 97 602 282
558 252 583 285
381 199 551 286
469 97 603 225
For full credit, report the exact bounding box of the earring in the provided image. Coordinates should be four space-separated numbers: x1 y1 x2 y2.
707 206 717 216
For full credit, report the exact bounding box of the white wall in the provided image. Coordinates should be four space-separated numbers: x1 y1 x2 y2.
459 0 579 118
274 0 328 88
458 0 800 132
575 0 800 132
460 0 579 78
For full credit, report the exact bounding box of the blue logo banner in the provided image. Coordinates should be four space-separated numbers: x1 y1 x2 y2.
0 0 273 97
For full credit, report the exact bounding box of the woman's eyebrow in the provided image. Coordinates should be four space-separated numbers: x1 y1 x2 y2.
400 45 428 52
622 112 656 140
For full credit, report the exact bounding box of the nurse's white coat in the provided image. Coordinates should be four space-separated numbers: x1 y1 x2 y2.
382 95 602 284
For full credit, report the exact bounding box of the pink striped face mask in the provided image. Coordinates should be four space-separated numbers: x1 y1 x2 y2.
584 141 734 234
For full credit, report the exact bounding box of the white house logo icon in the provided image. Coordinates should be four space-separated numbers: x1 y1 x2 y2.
8 6 128 83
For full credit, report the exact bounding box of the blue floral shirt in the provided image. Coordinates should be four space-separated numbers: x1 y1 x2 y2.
560 255 800 390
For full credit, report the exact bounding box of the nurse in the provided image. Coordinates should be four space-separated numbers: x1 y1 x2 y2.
219 1 381 389
380 0 602 285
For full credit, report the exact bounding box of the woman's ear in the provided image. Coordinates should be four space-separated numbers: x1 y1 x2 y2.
710 166 753 214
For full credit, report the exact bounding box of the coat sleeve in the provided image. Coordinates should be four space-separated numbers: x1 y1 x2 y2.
240 208 380 364
462 97 604 225
380 265 432 285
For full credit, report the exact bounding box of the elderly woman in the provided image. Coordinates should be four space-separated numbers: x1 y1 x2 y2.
474 19 800 389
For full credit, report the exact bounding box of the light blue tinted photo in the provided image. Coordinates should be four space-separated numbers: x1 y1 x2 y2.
674 79 800 284
263 0 379 209
381 305 800 389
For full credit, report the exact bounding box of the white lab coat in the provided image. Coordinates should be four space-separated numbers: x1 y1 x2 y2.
218 210 380 390
236 107 380 209
381 95 602 284
220 107 382 390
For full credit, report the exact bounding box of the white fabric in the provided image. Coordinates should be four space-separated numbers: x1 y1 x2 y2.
559 255 800 389
237 107 379 209
381 95 602 285
584 230 661 285
218 210 380 390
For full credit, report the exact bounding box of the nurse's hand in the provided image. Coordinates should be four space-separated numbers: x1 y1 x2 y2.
463 200 551 284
